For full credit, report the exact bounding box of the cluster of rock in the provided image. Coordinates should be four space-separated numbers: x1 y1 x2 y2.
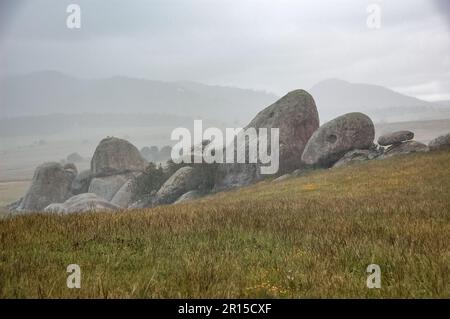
214 89 320 191
377 130 428 158
11 136 211 213
9 89 450 214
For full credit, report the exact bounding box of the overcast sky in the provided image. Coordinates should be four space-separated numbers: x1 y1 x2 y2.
0 0 449 100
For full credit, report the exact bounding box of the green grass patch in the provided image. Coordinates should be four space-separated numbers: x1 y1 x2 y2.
0 151 449 298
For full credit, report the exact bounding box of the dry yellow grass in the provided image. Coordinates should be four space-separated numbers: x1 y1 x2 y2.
0 151 449 298
0 181 30 207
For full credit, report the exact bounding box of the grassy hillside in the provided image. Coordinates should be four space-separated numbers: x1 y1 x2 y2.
0 151 449 298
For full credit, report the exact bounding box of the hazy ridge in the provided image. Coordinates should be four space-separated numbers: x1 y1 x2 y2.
0 71 278 125
310 78 450 122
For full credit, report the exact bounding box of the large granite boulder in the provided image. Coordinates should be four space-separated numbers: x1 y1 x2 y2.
91 137 147 177
18 162 76 211
382 141 428 158
71 169 93 195
214 89 319 191
246 89 320 172
301 112 375 167
88 174 131 201
428 133 450 151
154 167 203 205
44 193 120 214
378 131 414 146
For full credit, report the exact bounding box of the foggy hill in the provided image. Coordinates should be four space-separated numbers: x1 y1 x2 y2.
0 71 278 125
0 113 202 137
434 100 450 107
310 79 450 123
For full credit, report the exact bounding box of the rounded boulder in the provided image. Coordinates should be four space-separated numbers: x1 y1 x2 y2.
18 162 76 211
301 112 375 167
91 137 147 177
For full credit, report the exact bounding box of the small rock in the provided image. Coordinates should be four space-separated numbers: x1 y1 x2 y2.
154 167 203 205
333 149 378 168
174 190 203 204
44 193 120 214
129 191 156 209
7 198 22 211
382 140 428 158
428 133 450 151
273 174 291 182
378 131 414 146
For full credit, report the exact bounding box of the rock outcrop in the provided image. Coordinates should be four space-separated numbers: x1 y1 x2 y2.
18 162 76 211
246 89 320 172
44 193 120 214
428 133 450 151
214 89 319 191
301 112 375 167
382 140 428 157
88 174 131 201
154 167 202 205
91 137 147 177
377 131 414 146
110 175 140 208
333 148 382 168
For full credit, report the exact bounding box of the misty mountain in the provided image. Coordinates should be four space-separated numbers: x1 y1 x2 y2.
310 79 450 123
0 113 203 137
0 71 278 125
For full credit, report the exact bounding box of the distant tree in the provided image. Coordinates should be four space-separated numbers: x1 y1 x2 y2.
140 146 159 162
135 162 167 196
67 152 83 163
159 145 172 161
